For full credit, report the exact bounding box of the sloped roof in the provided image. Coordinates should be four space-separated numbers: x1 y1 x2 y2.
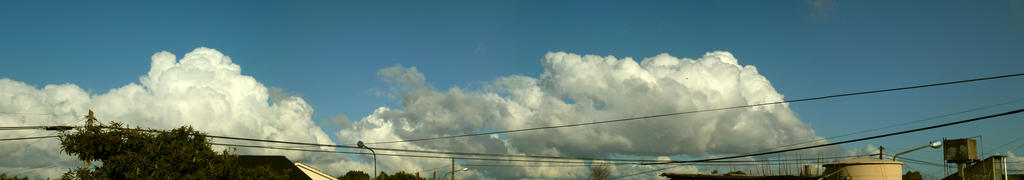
238 155 312 180
294 161 338 180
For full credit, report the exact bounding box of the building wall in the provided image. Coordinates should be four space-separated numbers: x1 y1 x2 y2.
941 156 1007 180
822 163 902 180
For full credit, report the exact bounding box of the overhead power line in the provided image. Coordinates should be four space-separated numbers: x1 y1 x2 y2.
1012 143 1024 153
6 107 1011 178
646 108 1024 165
611 108 1024 179
0 126 76 131
0 126 51 130
0 112 59 116
215 141 870 166
361 73 1024 145
985 133 1024 156
215 103 1005 168
4 125 650 163
46 106 1017 166
0 135 58 142
613 154 884 179
748 97 1024 154
208 134 666 163
461 154 871 168
211 142 642 165
891 157 945 168
206 129 903 164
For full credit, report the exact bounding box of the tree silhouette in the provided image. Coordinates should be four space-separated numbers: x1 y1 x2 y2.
57 122 284 179
338 170 370 180
588 165 611 180
338 170 424 180
0 173 29 180
902 171 923 180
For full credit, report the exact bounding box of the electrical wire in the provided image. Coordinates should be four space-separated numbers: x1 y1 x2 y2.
4 73 1020 159
1011 143 1024 153
0 126 50 130
211 142 642 165
207 134 668 163
899 158 946 168
359 73 1024 145
14 125 645 163
5 107 1020 173
644 108 1024 165
10 94 1017 176
0 112 58 116
611 153 882 180
611 109 1024 179
984 133 1024 156
46 107 1017 168
0 116 85 131
747 97 1024 154
213 141 874 166
461 154 869 168
880 153 945 167
0 135 58 142
16 107 1009 178
414 164 450 173
207 131 909 164
0 131 59 161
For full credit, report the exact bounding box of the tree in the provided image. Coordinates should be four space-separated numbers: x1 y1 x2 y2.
725 171 746 175
57 122 285 179
902 171 923 180
338 170 370 180
0 173 29 180
379 171 422 180
588 165 611 180
338 170 423 180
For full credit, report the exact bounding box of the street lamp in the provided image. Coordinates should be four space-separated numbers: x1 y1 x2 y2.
441 167 468 180
357 141 376 179
893 141 942 161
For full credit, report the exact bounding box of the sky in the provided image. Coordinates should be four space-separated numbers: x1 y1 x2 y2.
2 0 1024 179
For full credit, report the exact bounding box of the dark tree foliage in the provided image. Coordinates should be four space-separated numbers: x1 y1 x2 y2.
338 170 370 180
380 171 421 180
57 122 285 179
588 165 611 180
902 171 923 180
725 171 746 175
338 171 423 180
0 173 29 180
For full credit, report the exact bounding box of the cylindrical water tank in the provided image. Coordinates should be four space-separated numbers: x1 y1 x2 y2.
822 157 903 180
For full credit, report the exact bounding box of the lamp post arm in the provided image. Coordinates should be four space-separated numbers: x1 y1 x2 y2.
367 147 377 179
893 144 930 161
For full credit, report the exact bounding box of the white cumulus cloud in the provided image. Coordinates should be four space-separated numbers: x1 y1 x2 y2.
337 51 828 179
1 48 834 179
0 47 345 178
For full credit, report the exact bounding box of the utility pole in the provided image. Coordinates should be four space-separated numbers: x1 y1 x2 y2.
451 158 455 180
878 146 884 160
84 110 96 169
86 110 95 127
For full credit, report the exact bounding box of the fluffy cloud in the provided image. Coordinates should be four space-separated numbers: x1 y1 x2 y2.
0 47 343 178
338 51 826 179
998 152 1024 171
1 48 828 179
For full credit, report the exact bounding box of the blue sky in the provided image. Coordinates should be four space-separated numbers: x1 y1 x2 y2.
3 0 1024 178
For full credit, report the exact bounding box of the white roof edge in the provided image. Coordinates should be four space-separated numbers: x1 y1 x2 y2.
294 162 338 180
